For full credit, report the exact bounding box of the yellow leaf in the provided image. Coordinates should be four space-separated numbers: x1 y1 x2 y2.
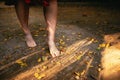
59 46 63 49
42 56 48 61
38 74 45 79
90 65 94 67
81 70 85 76
75 75 80 80
43 34 47 37
77 55 82 60
39 28 45 31
34 73 45 79
97 47 101 50
105 43 110 48
74 72 80 76
62 35 65 38
34 73 39 78
66 38 70 41
42 66 47 70
94 40 98 43
34 34 38 37
99 43 106 48
4 38 7 41
37 58 41 62
56 61 61 65
72 32 75 35
16 60 27 67
78 34 81 37
98 68 101 72
99 43 110 48
41 48 45 51
37 68 40 72
61 41 65 45
90 38 95 42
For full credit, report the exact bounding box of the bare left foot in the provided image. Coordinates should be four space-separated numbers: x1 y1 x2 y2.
48 41 60 57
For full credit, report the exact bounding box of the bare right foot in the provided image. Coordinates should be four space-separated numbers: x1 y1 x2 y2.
48 41 60 57
25 34 37 47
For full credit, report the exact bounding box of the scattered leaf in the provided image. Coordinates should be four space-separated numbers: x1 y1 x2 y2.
43 34 47 37
81 70 85 76
105 43 110 48
62 35 65 38
39 27 46 31
72 32 76 35
75 75 80 80
41 48 45 51
34 34 39 37
34 73 45 80
42 66 47 70
76 55 82 60
56 61 61 65
74 72 80 76
4 38 7 41
99 43 106 48
98 68 101 72
42 56 48 61
16 60 27 67
66 38 70 41
37 58 42 62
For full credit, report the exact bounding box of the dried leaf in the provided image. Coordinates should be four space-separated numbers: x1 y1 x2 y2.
81 70 85 76
42 56 48 61
74 72 80 76
43 34 47 37
56 61 61 65
98 68 101 72
72 32 76 35
75 75 80 80
62 35 65 38
34 72 45 80
77 55 82 60
105 43 110 48
34 34 39 37
99 43 106 48
37 58 42 62
66 38 70 41
16 60 27 67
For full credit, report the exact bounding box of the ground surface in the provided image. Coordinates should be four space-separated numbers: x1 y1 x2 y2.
0 2 120 80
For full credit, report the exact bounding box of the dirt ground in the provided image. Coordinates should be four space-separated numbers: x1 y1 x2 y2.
0 2 120 80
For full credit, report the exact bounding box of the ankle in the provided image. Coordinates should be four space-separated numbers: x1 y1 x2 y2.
48 41 55 46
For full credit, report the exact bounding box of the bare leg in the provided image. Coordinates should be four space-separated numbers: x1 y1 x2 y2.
43 0 60 57
15 0 36 47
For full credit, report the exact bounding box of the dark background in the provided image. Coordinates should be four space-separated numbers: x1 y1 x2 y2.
0 0 119 2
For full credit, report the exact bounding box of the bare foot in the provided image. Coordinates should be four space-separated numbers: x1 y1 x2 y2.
48 41 60 57
25 34 37 47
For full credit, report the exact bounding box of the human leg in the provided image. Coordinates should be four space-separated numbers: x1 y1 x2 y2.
43 0 60 57
15 0 36 47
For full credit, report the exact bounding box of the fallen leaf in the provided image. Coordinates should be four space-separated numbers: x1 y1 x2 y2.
98 68 101 72
16 60 27 67
56 61 61 65
75 75 80 80
34 72 45 80
74 72 80 76
62 35 65 38
37 58 42 62
81 70 85 76
99 43 106 48
34 34 39 37
77 55 82 60
105 43 110 48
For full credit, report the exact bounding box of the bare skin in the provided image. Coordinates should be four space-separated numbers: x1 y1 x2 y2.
15 0 37 47
15 0 60 57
